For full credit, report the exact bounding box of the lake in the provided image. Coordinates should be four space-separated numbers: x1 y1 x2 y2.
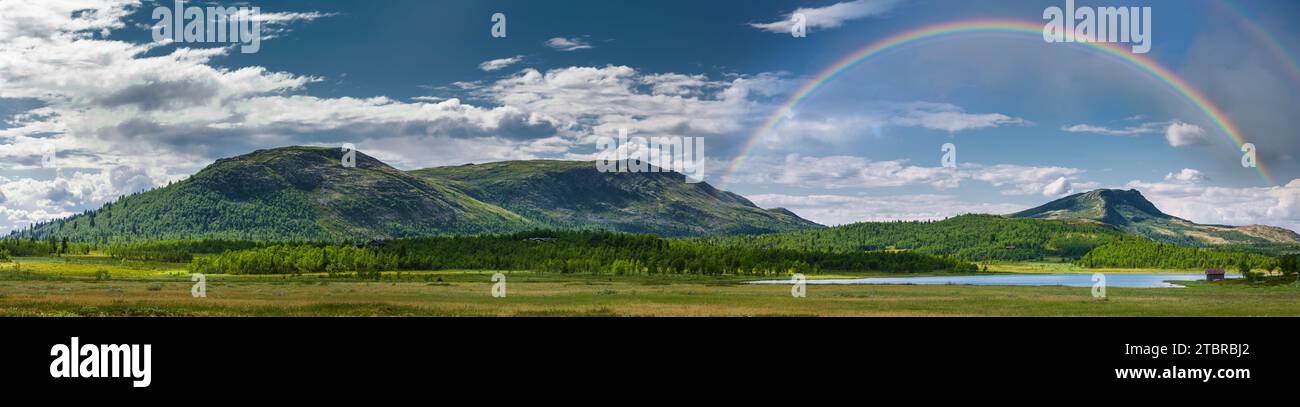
748 273 1239 288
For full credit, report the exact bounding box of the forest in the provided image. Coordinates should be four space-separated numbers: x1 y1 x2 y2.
187 230 978 276
698 215 1124 261
1077 237 1280 270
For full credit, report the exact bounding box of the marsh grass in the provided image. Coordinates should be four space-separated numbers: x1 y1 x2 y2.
1 255 1298 316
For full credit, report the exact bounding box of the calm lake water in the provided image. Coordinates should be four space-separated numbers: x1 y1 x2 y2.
749 273 1239 288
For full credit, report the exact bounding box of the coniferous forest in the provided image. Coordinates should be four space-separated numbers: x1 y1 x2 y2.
698 215 1126 261
1077 238 1279 270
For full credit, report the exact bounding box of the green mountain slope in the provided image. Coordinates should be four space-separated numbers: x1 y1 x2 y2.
702 189 1300 262
20 147 819 242
409 160 821 236
1011 189 1300 246
24 147 530 242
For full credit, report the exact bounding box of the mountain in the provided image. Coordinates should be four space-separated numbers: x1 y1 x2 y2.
26 147 530 241
1011 189 1300 245
702 189 1300 262
409 160 821 236
20 147 819 242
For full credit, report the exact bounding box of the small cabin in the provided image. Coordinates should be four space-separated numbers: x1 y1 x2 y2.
1205 268 1226 281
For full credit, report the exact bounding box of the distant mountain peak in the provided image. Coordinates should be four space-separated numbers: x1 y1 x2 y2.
1012 188 1298 245
1029 188 1170 224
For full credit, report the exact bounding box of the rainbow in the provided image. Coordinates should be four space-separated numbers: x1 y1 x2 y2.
1217 0 1300 89
722 19 1274 188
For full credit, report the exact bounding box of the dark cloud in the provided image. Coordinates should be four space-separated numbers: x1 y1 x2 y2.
95 79 220 111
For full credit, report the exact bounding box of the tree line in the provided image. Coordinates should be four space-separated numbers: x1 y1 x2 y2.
698 215 1122 261
188 230 977 276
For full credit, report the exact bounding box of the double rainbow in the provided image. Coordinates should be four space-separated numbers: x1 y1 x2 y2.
722 19 1274 187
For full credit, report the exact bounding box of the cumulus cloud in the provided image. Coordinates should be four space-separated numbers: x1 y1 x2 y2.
478 55 524 72
481 66 787 146
751 0 903 34
1042 176 1070 196
747 193 1026 226
764 101 1028 148
1125 172 1300 232
1165 168 1206 183
1164 121 1210 147
732 154 1089 195
544 37 592 51
0 165 174 231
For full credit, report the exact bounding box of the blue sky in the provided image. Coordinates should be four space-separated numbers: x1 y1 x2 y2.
1 0 1298 232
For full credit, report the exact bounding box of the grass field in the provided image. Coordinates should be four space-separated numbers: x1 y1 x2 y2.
1 256 1297 316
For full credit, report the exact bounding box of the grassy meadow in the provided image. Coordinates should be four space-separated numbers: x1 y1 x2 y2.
2 255 1298 316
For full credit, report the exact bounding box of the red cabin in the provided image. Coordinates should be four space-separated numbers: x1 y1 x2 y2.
1205 268 1226 281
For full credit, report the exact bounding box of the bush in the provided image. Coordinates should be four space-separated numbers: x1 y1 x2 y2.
1280 254 1299 278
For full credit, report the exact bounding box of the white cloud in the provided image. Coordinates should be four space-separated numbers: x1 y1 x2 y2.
0 165 174 231
478 55 524 72
1165 168 1206 183
747 193 1026 226
1124 173 1300 232
765 102 1028 148
544 37 592 51
1165 121 1210 147
1061 121 1167 136
751 0 903 34
639 73 714 96
965 163 1092 196
733 154 1088 195
1063 119 1211 148
1042 176 1070 196
889 102 1029 133
481 66 787 145
0 0 138 41
762 154 958 189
